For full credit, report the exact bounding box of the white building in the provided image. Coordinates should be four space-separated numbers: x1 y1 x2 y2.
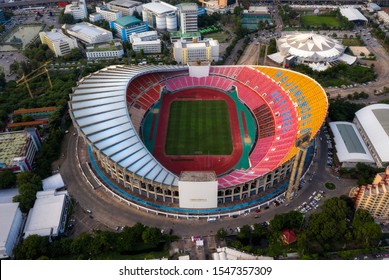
354 104 389 167
176 3 198 34
95 6 123 22
377 11 389 25
23 190 70 239
129 31 158 44
42 173 66 191
86 40 124 59
329 121 375 168
106 0 143 16
173 38 219 64
64 0 88 20
0 128 41 172
63 22 113 44
268 32 357 71
142 0 178 31
39 29 78 57
89 13 103 22
0 203 23 259
340 7 368 23
133 39 162 54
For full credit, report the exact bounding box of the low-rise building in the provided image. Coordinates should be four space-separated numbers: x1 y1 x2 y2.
377 11 389 25
350 167 389 219
106 0 143 17
96 6 123 22
132 39 161 54
64 0 88 20
0 128 41 173
173 38 219 64
89 13 104 23
39 29 78 57
63 22 113 44
130 31 161 54
0 203 23 259
23 190 70 239
109 16 148 41
86 40 124 59
129 31 158 43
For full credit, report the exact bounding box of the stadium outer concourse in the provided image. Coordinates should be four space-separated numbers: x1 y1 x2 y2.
69 64 328 216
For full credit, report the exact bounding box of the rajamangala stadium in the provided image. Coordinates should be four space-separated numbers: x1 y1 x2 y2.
69 64 328 218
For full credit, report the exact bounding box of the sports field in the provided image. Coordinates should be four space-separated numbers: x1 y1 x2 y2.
301 15 341 27
165 100 233 155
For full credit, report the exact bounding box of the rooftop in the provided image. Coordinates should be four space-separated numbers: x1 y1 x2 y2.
329 122 374 163
355 104 389 163
340 7 368 22
179 171 217 182
143 1 177 14
42 29 70 42
0 203 20 257
42 173 65 191
114 15 142 27
23 190 68 238
65 22 111 38
86 40 123 51
108 0 142 8
0 131 30 166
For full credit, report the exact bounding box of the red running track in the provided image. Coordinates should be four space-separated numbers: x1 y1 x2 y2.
152 88 243 176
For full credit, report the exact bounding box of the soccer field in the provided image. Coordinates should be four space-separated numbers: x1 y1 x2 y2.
165 100 233 155
301 15 341 27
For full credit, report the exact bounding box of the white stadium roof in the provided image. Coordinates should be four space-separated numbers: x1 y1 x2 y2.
277 33 345 61
69 65 187 187
23 190 67 238
329 122 374 163
340 8 368 22
355 104 389 163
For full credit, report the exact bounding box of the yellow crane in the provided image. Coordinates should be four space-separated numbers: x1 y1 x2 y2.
16 61 52 98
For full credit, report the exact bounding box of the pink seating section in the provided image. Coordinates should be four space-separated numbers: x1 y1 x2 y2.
163 75 234 92
125 66 299 189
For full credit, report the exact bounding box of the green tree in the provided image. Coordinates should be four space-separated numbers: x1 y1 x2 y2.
0 170 16 189
14 235 50 259
141 227 162 246
216 228 227 241
352 209 382 248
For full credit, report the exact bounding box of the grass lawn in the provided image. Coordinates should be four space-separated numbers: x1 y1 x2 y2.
342 38 364 46
203 31 231 43
301 15 341 27
165 100 233 155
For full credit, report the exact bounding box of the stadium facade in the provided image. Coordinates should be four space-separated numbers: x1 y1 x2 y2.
69 64 327 213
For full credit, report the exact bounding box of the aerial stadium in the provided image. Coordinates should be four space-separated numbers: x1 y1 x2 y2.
69 64 328 216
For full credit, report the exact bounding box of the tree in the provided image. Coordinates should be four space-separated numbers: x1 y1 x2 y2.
216 228 227 241
13 172 42 212
0 170 16 189
352 209 382 248
14 235 50 259
141 227 162 246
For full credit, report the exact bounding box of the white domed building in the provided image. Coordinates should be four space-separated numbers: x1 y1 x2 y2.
268 33 356 71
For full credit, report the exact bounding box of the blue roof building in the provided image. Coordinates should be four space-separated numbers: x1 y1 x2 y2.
109 16 148 41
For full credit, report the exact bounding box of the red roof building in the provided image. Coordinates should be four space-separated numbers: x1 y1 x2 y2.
282 229 297 245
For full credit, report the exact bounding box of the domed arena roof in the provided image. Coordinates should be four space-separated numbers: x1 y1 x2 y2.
277 33 345 62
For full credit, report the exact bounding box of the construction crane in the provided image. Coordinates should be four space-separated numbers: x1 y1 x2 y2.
16 61 52 98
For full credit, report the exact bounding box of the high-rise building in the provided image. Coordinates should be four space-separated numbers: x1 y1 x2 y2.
176 3 198 34
39 29 78 57
350 167 389 219
64 0 88 20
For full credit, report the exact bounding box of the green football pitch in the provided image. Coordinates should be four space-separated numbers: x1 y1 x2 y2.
165 100 233 155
